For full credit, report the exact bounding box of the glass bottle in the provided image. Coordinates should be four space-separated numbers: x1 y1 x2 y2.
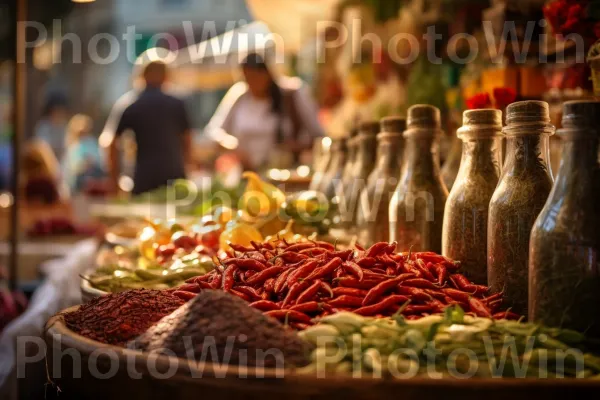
338 121 379 231
389 105 448 253
318 138 347 200
440 135 463 190
309 137 332 191
357 117 406 247
529 100 600 337
442 109 502 285
488 101 555 316
341 127 359 186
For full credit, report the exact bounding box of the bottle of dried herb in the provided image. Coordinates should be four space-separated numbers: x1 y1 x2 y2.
529 100 600 337
487 101 555 316
357 117 406 247
338 121 379 230
319 138 347 200
390 105 448 252
442 109 503 285
441 135 463 190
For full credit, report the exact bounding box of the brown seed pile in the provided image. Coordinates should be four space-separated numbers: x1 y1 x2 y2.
130 290 312 368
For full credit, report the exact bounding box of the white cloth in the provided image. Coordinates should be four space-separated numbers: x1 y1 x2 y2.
206 78 323 167
0 239 97 390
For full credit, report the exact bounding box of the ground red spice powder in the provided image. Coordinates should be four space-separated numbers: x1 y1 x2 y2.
63 289 184 346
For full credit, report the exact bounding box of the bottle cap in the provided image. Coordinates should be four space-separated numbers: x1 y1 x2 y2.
407 104 441 129
458 109 503 139
504 101 554 136
380 116 407 134
358 121 380 136
561 100 600 134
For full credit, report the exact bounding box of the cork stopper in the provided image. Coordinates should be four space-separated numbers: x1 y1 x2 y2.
380 116 407 134
561 101 600 134
407 104 441 129
504 100 554 136
458 109 503 140
359 121 380 136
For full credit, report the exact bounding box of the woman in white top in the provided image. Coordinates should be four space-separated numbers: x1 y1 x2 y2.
206 53 323 169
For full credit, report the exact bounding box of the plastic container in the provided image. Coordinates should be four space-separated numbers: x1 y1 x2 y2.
442 109 503 285
529 100 600 337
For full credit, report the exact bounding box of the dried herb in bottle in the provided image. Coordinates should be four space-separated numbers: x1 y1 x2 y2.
529 100 600 337
389 105 448 253
337 121 379 230
488 101 555 316
357 117 406 247
318 138 347 200
442 110 502 285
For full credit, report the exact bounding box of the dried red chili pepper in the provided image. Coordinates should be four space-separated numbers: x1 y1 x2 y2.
468 297 492 318
222 266 237 291
284 242 316 253
296 280 322 304
335 277 383 290
327 295 363 308
264 309 311 323
304 257 343 280
441 288 471 303
210 272 223 289
365 242 389 258
414 259 436 282
273 268 293 294
401 278 439 290
299 247 327 256
395 286 432 302
246 266 285 286
235 285 261 300
290 301 321 313
231 258 267 271
342 261 364 281
281 281 311 307
354 295 410 316
249 300 280 311
327 250 354 260
319 281 334 298
356 257 377 268
173 290 197 301
402 304 434 315
492 311 520 320
228 243 254 252
287 260 319 284
482 291 503 304
230 289 251 302
363 274 413 306
264 278 276 294
176 283 202 293
332 287 368 297
275 252 309 263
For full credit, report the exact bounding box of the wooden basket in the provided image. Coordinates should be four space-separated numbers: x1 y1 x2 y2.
45 308 600 400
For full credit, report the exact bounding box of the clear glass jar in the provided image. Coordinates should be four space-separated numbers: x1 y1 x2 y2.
488 101 555 316
389 105 448 253
442 109 502 285
441 135 463 190
529 100 600 337
318 138 347 200
338 121 379 230
357 117 406 247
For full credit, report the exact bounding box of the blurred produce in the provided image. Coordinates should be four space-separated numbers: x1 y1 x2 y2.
299 306 600 378
27 216 98 237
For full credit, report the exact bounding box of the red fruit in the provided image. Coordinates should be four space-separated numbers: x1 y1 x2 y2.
200 225 221 250
155 243 176 259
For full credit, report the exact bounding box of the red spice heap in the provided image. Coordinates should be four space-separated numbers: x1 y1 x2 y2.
176 241 518 329
63 289 184 346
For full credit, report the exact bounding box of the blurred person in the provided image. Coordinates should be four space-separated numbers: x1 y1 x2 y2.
102 57 192 195
34 94 69 161
206 52 323 169
62 114 106 194
21 139 63 204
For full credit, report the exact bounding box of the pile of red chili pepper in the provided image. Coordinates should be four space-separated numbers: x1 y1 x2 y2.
175 240 518 329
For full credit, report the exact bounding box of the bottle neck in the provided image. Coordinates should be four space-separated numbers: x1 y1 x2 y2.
550 136 600 199
355 135 377 167
456 137 502 181
375 138 403 173
502 133 552 180
401 136 440 178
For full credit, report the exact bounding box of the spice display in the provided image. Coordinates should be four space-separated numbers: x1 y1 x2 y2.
488 101 555 316
318 138 347 199
442 110 503 285
389 105 448 253
356 117 405 247
131 290 312 368
299 306 600 378
63 290 185 346
338 121 379 231
529 101 600 338
181 239 515 324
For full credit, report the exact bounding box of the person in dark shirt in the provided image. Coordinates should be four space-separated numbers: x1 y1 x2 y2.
103 60 192 195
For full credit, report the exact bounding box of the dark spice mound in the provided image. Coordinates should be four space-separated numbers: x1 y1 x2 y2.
63 289 185 346
130 290 312 368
